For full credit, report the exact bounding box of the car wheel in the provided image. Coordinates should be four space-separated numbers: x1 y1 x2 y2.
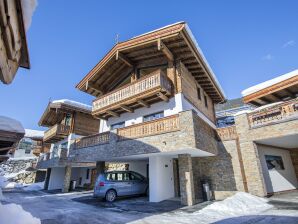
105 189 117 202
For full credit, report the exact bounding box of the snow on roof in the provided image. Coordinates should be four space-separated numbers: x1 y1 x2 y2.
21 0 38 32
242 69 298 97
0 116 25 134
25 129 44 139
51 99 92 112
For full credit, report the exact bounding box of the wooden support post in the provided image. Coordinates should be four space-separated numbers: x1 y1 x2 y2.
120 105 134 113
137 99 150 108
106 110 120 117
157 92 169 102
157 39 174 62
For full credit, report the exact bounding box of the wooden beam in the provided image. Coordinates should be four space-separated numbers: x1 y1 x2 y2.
157 39 174 62
157 92 169 102
137 99 150 108
120 105 134 113
255 98 269 105
106 110 119 117
116 51 133 67
283 89 295 98
270 93 281 101
86 81 103 95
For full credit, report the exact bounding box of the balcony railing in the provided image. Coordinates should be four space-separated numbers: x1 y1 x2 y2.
217 125 238 140
92 70 172 117
75 115 180 149
75 132 110 149
248 98 298 128
43 124 71 143
117 115 180 140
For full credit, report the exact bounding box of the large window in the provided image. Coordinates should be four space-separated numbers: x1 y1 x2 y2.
143 111 164 122
110 122 125 130
265 155 285 170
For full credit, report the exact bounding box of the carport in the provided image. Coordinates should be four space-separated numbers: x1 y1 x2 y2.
256 134 298 194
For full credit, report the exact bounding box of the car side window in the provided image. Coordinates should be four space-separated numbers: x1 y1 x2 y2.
130 173 143 181
117 172 130 181
106 173 117 181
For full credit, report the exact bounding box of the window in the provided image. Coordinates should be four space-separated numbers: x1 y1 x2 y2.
25 149 31 154
106 173 117 181
110 122 125 130
64 113 72 126
197 87 201 100
130 172 144 181
265 155 285 170
204 95 208 108
117 172 130 181
86 169 90 180
143 111 164 122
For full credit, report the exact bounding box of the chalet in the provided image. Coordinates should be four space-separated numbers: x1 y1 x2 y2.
36 22 298 206
0 116 25 162
0 0 35 84
36 99 100 191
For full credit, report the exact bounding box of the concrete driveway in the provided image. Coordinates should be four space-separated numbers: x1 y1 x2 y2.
1 189 298 224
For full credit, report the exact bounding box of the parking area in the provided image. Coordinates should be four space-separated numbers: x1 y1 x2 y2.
1 189 298 224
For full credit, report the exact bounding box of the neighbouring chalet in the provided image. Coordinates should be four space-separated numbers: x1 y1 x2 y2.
0 0 34 84
36 22 298 206
36 99 100 191
0 116 25 162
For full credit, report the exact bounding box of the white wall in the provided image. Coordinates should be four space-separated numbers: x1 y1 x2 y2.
149 156 174 202
99 93 215 133
127 161 149 178
48 167 65 190
258 145 298 193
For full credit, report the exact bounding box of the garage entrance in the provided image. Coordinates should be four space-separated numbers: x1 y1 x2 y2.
256 136 298 194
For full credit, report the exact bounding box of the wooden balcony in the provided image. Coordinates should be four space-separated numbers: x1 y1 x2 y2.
43 124 71 143
248 98 298 128
75 115 180 149
92 69 172 119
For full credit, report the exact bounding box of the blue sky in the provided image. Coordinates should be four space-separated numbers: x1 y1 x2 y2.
0 0 297 130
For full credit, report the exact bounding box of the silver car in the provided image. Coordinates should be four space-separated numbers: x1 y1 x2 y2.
94 171 148 202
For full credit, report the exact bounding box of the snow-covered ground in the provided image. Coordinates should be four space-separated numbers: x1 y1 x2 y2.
0 189 297 224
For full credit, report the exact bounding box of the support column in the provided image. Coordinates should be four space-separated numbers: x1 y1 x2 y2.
178 154 195 206
62 165 72 193
95 161 105 179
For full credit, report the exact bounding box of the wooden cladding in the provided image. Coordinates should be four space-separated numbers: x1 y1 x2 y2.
75 132 110 149
217 126 238 141
43 124 71 143
117 115 180 140
248 98 298 128
92 70 171 117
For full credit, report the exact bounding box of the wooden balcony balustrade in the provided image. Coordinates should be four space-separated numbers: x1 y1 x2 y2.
117 114 180 140
248 98 298 128
43 124 71 143
92 70 172 118
217 125 238 141
75 132 110 149
75 115 180 149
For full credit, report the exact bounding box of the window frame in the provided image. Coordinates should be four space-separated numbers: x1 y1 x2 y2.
110 121 125 130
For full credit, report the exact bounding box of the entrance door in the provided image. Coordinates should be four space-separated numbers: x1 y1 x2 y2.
259 145 298 193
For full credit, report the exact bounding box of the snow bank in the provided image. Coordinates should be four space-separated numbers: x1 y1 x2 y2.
52 99 92 111
21 0 38 31
25 129 44 139
24 182 44 191
0 202 41 224
0 116 25 134
242 69 298 96
130 193 273 224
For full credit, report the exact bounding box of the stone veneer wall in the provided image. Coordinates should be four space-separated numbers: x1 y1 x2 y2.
290 149 298 180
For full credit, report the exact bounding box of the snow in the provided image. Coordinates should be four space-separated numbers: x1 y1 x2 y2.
131 192 274 224
0 202 41 224
8 156 36 161
52 99 92 111
24 129 44 139
0 116 25 134
24 182 44 191
21 0 38 31
242 69 298 96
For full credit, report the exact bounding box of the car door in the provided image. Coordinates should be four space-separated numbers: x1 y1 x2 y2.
116 172 133 196
130 172 147 194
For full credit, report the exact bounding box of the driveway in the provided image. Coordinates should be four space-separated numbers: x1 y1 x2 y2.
1 189 298 224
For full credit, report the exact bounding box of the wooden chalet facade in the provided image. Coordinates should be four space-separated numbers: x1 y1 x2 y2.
0 0 30 84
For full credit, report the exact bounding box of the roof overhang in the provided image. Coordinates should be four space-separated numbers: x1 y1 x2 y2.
242 70 298 106
39 101 92 127
76 22 225 103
